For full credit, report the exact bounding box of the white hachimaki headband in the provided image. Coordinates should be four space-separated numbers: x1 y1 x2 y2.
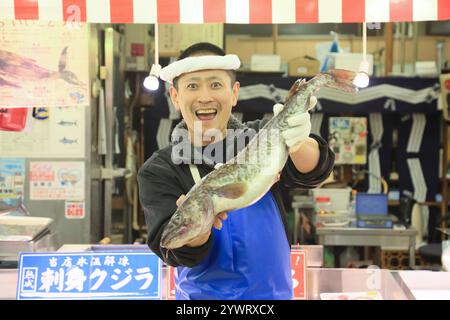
159 54 241 84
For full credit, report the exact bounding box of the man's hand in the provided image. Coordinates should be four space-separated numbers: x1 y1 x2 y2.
176 194 228 247
273 95 317 153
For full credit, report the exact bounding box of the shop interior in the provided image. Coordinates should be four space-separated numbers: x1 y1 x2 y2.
1 3 450 300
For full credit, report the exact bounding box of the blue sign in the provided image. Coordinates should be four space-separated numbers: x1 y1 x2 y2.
17 252 162 300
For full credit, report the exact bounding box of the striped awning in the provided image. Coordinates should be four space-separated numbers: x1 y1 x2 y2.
0 0 449 24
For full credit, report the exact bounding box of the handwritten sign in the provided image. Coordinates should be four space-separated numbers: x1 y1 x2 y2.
17 252 161 300
29 162 84 200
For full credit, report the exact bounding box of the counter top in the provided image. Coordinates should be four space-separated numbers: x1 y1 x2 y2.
3 267 447 300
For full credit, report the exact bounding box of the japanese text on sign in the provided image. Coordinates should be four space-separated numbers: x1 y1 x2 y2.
17 252 161 300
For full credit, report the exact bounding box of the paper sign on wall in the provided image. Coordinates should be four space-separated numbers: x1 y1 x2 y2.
65 201 85 219
0 158 25 202
291 249 307 300
0 106 85 158
0 20 89 108
29 162 85 200
329 117 367 164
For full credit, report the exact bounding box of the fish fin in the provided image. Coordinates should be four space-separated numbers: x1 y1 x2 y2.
205 195 215 220
58 47 68 72
285 78 307 102
213 182 248 199
0 76 21 88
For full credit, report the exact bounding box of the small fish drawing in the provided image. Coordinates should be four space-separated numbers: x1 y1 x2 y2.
59 137 78 144
57 120 78 127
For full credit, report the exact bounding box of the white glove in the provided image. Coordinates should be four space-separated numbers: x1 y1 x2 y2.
273 96 317 152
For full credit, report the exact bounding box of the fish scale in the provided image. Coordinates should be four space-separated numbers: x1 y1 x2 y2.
161 69 358 249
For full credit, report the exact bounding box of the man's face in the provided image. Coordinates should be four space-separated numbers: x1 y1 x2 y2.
169 69 240 145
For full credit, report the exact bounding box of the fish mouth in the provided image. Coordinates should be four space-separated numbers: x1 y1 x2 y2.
160 231 179 249
326 69 359 93
160 225 191 249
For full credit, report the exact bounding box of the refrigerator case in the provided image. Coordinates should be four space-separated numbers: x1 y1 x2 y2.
0 216 57 262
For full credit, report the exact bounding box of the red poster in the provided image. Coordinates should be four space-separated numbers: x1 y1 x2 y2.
291 250 307 300
65 201 85 219
167 266 175 300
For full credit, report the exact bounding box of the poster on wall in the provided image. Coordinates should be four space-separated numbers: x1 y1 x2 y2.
0 20 89 108
29 162 85 201
0 106 85 158
0 158 25 203
328 117 368 165
65 201 85 219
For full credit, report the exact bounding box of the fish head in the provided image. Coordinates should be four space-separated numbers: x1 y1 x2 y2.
285 78 306 101
324 69 359 93
160 194 212 249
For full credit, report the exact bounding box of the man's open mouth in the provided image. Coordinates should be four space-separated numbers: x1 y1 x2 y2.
195 108 218 121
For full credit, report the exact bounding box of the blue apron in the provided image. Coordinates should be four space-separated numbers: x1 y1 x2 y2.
174 191 293 300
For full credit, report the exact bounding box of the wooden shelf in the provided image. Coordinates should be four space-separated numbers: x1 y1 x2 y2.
388 200 442 207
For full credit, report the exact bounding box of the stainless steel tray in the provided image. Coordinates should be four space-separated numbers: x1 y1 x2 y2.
0 216 53 241
0 216 57 261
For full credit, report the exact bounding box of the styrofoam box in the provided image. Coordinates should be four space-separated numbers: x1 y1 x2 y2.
312 188 351 212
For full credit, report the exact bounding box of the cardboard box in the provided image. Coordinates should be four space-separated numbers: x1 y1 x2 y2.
288 56 320 77
250 54 281 72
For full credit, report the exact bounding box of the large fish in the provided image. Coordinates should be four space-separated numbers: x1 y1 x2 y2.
0 47 86 88
161 69 357 249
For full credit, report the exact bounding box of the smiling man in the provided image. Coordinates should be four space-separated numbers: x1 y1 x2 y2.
137 43 335 300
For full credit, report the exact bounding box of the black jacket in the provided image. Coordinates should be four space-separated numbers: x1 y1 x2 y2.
137 115 334 267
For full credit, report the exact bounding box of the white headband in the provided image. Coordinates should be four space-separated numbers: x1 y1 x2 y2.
159 54 241 84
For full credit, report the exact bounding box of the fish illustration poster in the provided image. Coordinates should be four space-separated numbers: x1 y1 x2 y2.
0 20 89 108
29 162 85 201
0 106 85 158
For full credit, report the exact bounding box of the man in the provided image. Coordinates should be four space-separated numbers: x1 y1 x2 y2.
138 42 334 300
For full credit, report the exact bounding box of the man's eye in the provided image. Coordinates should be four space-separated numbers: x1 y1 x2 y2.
186 83 198 89
211 82 222 89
